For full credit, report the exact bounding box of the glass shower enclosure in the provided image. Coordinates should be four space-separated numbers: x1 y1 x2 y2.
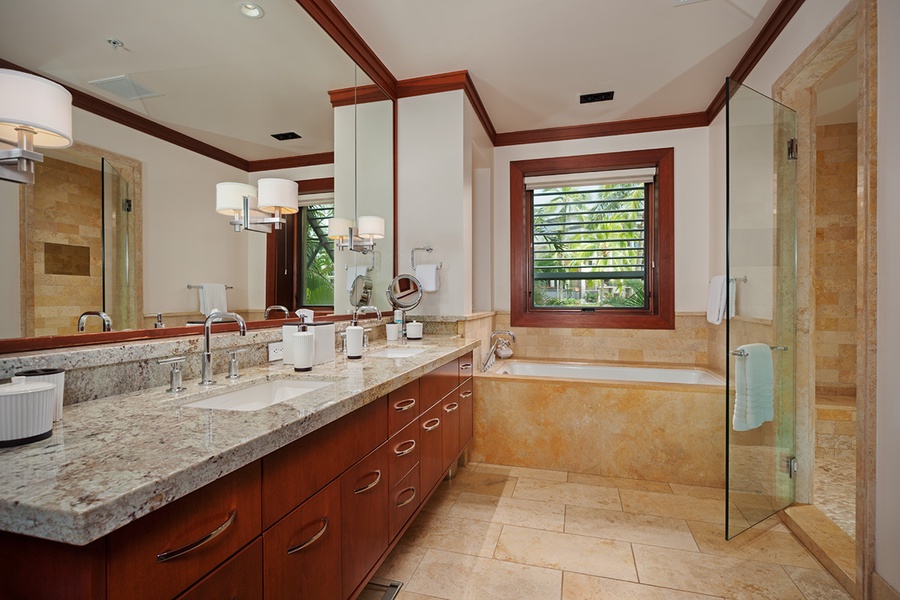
725 78 798 539
102 157 138 331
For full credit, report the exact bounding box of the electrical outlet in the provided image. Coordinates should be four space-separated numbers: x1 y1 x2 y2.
268 342 284 362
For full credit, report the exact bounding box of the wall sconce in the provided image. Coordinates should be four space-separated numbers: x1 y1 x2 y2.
216 178 298 233
327 215 384 254
0 69 73 185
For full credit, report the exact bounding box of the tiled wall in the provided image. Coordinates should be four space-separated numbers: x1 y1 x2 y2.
814 123 857 398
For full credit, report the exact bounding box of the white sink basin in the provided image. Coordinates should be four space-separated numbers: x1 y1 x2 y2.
185 379 333 412
367 347 428 359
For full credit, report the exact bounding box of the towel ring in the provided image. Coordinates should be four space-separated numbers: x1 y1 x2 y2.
411 246 442 270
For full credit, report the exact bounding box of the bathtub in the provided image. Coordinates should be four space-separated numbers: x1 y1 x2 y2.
473 359 726 487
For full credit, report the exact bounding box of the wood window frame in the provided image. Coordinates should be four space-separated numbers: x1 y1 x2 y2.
510 147 675 329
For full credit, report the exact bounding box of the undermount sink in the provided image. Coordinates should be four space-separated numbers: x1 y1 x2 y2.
185 379 333 412
367 347 428 359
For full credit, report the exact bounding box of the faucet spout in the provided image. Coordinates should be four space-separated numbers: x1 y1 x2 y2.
201 311 247 385
353 305 382 325
264 305 290 319
78 311 112 332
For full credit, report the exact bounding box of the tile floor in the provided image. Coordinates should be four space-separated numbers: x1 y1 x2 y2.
377 463 853 600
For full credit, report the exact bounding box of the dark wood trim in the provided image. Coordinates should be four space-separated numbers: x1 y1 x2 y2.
495 112 709 147
509 148 675 330
393 100 399 277
329 84 391 108
294 0 397 99
705 0 806 121
462 72 497 143
247 152 335 173
297 177 336 194
397 71 497 142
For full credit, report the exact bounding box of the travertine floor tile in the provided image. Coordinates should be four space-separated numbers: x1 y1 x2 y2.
405 549 563 600
783 566 853 599
513 478 622 511
688 520 823 569
449 492 566 532
633 544 806 599
375 542 428 583
494 525 637 581
477 462 568 482
565 505 698 551
397 592 444 600
669 483 726 500
562 572 723 599
421 485 462 516
620 489 730 525
568 472 672 494
442 469 518 497
402 512 502 558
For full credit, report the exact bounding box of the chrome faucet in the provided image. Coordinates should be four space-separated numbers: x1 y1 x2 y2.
201 311 247 385
264 305 290 319
352 305 382 325
482 330 516 372
78 311 112 332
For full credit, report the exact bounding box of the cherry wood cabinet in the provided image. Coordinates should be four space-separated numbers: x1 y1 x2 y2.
419 399 445 495
177 538 263 600
441 390 461 472
389 466 420 540
388 417 420 489
387 379 420 437
458 377 474 451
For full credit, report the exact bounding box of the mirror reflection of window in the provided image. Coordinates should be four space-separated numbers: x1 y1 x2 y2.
300 204 335 307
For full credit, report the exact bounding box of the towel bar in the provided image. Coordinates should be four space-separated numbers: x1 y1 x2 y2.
731 345 788 357
345 252 375 271
187 284 234 290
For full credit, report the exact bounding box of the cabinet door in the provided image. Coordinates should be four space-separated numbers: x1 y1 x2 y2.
420 358 458 408
389 417 420 489
441 390 461 471
458 351 474 381
177 538 262 600
388 379 420 437
263 479 341 600
389 466 420 541
419 401 444 495
107 462 262 600
458 378 474 451
341 443 389 599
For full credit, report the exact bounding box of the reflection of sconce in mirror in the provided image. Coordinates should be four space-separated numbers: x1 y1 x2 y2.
0 69 73 185
327 215 384 254
216 178 298 233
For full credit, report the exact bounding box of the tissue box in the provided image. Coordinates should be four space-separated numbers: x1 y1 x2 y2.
308 322 336 365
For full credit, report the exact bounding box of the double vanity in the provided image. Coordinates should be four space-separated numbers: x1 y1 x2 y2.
0 335 477 600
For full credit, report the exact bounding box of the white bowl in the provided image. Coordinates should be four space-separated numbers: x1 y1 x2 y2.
0 376 55 446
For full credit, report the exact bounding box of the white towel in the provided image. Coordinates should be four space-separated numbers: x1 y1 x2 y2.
732 343 774 431
199 283 228 316
706 276 731 324
346 266 369 292
415 264 440 293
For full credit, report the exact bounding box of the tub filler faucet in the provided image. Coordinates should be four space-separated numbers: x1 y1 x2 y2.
482 330 516 372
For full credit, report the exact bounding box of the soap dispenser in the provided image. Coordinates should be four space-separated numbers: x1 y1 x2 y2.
346 317 364 360
293 322 315 372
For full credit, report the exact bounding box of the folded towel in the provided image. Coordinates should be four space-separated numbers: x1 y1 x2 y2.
707 276 727 324
732 343 774 431
346 266 369 292
199 283 228 316
415 264 440 293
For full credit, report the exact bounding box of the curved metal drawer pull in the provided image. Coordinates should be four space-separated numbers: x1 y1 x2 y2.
460 363 472 370
394 398 416 412
459 390 473 398
156 509 236 563
423 418 440 431
353 470 382 494
395 439 416 457
396 487 417 508
444 402 459 413
287 517 328 554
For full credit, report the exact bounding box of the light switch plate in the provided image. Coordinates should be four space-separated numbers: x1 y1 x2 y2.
268 342 284 362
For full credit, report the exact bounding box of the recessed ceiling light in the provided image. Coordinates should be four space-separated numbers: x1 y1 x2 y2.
237 2 264 19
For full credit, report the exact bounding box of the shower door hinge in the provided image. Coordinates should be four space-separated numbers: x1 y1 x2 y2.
788 138 799 160
788 456 798 478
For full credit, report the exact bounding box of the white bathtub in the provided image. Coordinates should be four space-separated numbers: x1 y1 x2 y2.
493 359 724 386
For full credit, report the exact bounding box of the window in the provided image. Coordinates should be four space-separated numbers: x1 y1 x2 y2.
510 148 674 329
299 204 334 306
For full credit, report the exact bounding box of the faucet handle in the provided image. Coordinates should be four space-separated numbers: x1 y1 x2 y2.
157 356 187 393
227 348 248 380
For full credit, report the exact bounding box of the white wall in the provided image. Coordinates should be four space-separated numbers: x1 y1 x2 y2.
492 128 711 314
876 0 900 588
0 181 20 337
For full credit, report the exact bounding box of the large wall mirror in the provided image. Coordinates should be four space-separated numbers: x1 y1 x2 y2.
0 0 395 348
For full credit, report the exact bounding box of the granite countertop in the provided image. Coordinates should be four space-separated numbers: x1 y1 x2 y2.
0 336 477 546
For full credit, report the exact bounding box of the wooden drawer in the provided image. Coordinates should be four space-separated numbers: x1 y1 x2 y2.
263 479 341 600
420 357 458 407
387 379 420 437
262 396 386 528
388 417 419 489
458 351 474 381
458 378 474 451
389 465 420 541
441 389 461 471
419 400 444 494
107 462 262 600
177 538 262 600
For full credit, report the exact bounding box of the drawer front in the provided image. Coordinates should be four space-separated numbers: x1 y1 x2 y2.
177 538 262 600
458 378 474 450
419 400 444 494
387 379 420 437
389 465 420 541
107 462 262 600
388 417 420 489
441 390 461 471
263 479 341 600
262 396 386 528
458 351 474 381
420 358 458 407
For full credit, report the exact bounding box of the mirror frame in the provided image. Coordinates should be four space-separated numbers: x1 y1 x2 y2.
0 0 400 355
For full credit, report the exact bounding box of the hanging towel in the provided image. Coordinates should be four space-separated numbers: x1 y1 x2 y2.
199 283 228 316
732 343 775 431
415 264 441 293
706 276 727 324
346 265 369 292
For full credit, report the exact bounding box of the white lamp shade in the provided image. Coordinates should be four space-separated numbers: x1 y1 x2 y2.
327 217 352 239
257 178 299 214
358 215 385 239
216 182 258 215
0 69 73 148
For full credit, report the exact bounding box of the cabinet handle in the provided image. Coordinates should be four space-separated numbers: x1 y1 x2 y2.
287 517 328 554
353 470 382 494
394 439 416 457
394 398 416 412
460 362 472 370
459 390 473 398
156 509 236 563
423 418 440 431
444 402 459 413
396 487 417 508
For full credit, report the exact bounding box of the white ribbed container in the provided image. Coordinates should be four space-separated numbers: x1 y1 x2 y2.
0 376 55 446
15 368 64 421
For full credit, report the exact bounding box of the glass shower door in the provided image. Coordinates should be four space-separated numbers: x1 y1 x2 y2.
725 78 797 539
102 158 138 331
